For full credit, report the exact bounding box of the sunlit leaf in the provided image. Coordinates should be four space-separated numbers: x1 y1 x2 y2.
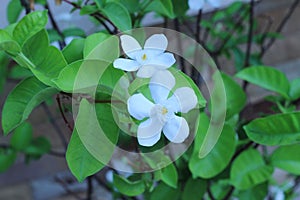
244 112 300 146
2 77 58 134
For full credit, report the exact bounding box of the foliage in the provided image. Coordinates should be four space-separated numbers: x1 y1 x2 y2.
0 0 299 199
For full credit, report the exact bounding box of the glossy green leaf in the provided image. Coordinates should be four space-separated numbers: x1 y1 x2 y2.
102 2 132 31
118 0 139 13
160 163 178 188
236 66 290 99
22 29 49 67
182 178 207 200
150 183 180 200
172 0 188 17
146 0 175 18
0 148 17 172
230 149 273 190
237 182 268 200
67 99 118 181
189 114 236 178
113 173 146 196
20 29 67 87
289 78 300 100
10 122 33 151
24 136 51 157
62 27 86 38
62 38 85 64
13 11 48 46
271 144 300 175
221 73 246 119
0 29 21 55
8 65 33 79
2 77 58 134
0 52 9 93
66 129 104 182
244 112 300 145
7 0 23 24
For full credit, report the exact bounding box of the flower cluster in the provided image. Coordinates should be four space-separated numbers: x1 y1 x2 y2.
113 34 197 147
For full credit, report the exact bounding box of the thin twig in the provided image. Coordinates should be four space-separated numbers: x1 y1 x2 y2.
86 176 93 200
174 18 186 73
207 181 216 200
54 176 83 200
41 103 68 149
261 0 300 56
195 9 202 43
48 149 65 157
45 3 66 49
56 94 74 132
20 0 31 14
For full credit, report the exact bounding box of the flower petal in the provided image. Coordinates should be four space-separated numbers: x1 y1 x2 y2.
144 34 168 53
127 94 154 120
163 116 189 143
113 58 141 71
120 35 142 59
167 87 198 113
136 65 157 78
148 52 176 69
149 70 175 104
188 0 205 10
137 118 163 147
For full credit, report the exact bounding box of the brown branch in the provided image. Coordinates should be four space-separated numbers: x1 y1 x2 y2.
260 0 300 56
56 94 74 132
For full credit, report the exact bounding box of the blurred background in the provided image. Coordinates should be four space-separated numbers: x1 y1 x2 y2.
0 0 300 199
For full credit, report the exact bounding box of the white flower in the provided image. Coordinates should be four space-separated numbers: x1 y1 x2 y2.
113 34 176 78
127 71 198 147
188 0 223 10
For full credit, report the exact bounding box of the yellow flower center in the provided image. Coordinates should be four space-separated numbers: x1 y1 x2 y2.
142 53 147 60
161 107 168 115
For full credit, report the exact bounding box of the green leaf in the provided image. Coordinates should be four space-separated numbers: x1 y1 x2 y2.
7 0 23 24
62 38 85 64
102 2 132 31
22 29 49 67
24 136 51 157
10 122 33 151
113 173 146 196
13 11 48 46
146 0 175 19
189 114 236 178
2 77 58 134
0 29 21 55
150 183 180 200
80 5 98 15
8 64 33 79
270 144 300 175
289 78 300 100
0 52 9 93
67 99 119 181
230 149 273 190
221 72 246 119
62 27 86 38
237 182 268 200
0 148 17 173
243 112 300 146
182 178 207 200
118 0 140 13
66 129 104 182
171 0 188 17
20 29 68 87
236 66 290 99
160 163 178 188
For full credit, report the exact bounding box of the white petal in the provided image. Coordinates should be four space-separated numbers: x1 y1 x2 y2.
148 53 176 69
120 35 142 59
167 87 198 113
136 65 157 78
144 34 168 53
163 116 189 143
137 118 163 146
149 70 175 104
127 94 154 120
113 58 141 71
188 0 205 10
